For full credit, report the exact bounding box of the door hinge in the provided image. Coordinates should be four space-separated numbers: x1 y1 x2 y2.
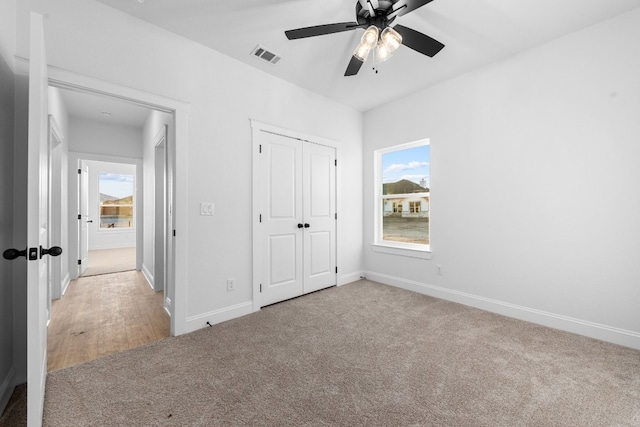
78 259 82 265
259 144 262 153
77 168 81 174
260 283 262 293
173 230 176 237
259 214 262 223
335 213 337 220
77 214 81 220
335 267 338 274
335 159 337 166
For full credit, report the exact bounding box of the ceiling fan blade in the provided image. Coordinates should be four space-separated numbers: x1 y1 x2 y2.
285 22 361 40
388 0 434 20
344 56 364 76
394 24 444 57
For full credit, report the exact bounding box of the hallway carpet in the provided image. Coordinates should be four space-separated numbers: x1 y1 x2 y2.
40 280 640 426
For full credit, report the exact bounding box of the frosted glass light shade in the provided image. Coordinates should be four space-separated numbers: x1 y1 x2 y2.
376 27 403 62
353 26 379 61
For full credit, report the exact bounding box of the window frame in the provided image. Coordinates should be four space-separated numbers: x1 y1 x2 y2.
373 139 432 259
98 171 136 231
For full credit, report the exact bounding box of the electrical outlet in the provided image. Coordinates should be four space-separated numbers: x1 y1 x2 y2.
436 264 443 276
226 278 236 291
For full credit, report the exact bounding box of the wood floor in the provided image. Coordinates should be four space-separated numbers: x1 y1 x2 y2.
47 270 170 372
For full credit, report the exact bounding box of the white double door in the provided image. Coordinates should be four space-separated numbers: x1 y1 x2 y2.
259 132 336 306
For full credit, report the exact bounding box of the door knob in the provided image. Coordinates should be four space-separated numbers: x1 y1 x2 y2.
40 246 63 259
3 247 41 261
304 223 310 228
3 248 27 260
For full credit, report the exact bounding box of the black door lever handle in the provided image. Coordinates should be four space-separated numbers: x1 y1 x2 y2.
304 223 310 228
40 246 63 259
3 248 27 260
297 223 303 228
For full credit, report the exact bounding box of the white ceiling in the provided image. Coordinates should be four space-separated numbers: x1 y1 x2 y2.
58 87 151 128
88 0 640 113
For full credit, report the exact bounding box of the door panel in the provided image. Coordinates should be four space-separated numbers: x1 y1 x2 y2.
27 12 49 426
261 135 303 306
308 231 331 276
268 143 297 219
269 234 298 285
303 143 336 294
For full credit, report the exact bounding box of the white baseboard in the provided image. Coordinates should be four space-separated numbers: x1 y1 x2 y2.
0 367 15 417
61 272 70 296
141 264 154 290
184 301 254 334
338 270 365 286
89 243 136 250
365 271 640 351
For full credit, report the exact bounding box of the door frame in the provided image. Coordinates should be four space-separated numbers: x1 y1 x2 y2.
250 119 341 311
45 67 190 336
47 116 64 307
69 155 141 277
153 126 168 301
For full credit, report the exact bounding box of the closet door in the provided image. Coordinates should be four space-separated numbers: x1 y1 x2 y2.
258 131 336 307
303 143 336 294
260 133 304 306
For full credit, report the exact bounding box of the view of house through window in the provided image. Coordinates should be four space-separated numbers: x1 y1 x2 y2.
378 141 430 248
99 172 134 229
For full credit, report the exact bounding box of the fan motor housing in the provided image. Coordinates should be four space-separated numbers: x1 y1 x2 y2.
356 1 396 29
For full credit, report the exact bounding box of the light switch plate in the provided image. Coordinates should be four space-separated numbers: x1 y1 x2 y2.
200 202 214 216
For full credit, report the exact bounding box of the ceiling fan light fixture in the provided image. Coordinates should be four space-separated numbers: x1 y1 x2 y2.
353 25 379 61
375 26 402 63
361 25 379 48
380 27 402 51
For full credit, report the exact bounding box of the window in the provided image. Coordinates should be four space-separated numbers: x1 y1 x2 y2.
374 139 430 257
99 172 134 229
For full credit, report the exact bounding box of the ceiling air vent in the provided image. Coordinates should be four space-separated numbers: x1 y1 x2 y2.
251 45 281 65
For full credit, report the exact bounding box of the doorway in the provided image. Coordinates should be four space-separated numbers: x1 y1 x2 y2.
45 82 176 369
78 160 138 278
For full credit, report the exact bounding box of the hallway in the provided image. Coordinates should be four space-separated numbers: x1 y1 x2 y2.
47 271 169 372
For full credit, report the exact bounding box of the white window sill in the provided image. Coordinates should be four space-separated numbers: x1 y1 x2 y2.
371 243 432 259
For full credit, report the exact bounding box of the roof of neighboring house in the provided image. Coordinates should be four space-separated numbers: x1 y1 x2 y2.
383 179 429 195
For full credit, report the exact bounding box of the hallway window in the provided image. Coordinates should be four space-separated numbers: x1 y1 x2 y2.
99 173 134 228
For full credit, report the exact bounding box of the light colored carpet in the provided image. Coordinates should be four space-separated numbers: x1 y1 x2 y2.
82 247 136 277
37 280 640 426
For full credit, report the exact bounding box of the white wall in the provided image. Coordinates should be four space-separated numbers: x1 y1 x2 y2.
85 160 137 250
68 116 143 159
15 0 364 333
48 86 70 297
363 9 640 349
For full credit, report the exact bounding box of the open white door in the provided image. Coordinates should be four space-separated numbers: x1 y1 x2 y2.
27 12 50 427
78 161 89 276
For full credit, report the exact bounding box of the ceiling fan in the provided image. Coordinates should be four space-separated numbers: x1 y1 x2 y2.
285 0 444 76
